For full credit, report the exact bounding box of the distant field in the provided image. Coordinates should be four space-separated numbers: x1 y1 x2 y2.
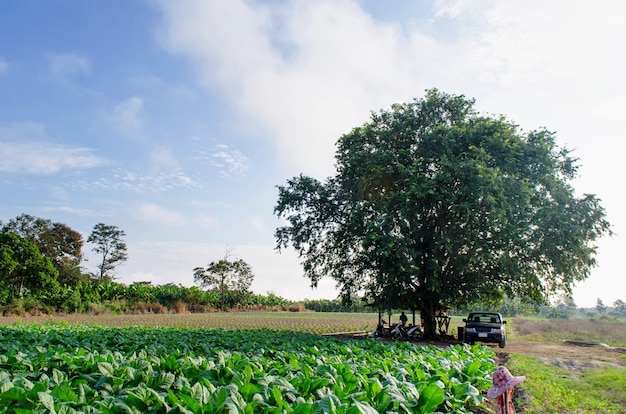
511 317 626 347
4 312 623 345
0 311 381 334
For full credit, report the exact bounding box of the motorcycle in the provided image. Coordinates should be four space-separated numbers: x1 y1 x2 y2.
374 319 391 338
391 321 424 341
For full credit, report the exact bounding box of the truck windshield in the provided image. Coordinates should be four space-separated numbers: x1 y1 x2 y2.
469 314 500 323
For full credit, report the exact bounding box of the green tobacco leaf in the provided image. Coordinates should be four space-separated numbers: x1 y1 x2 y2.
189 382 211 405
97 362 115 377
417 383 444 413
38 391 57 413
0 387 28 404
463 360 481 377
315 394 338 414
239 382 261 400
52 368 66 385
51 384 78 403
175 393 201 412
347 400 378 414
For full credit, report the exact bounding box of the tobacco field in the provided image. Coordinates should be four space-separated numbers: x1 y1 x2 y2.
0 324 496 413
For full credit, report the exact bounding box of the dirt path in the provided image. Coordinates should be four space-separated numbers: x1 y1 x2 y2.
357 334 626 371
495 340 626 371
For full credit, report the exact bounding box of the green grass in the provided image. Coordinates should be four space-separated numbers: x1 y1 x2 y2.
508 354 626 413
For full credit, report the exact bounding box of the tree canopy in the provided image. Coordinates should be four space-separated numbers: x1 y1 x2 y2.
2 214 85 286
87 223 128 280
193 256 254 311
274 89 611 337
0 232 59 302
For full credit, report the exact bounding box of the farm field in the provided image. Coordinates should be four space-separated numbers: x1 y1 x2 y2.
0 319 496 413
2 312 625 412
0 312 467 336
0 312 381 334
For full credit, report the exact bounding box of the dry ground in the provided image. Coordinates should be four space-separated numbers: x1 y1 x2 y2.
497 340 626 370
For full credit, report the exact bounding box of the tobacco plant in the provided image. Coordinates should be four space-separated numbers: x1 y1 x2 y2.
0 325 495 413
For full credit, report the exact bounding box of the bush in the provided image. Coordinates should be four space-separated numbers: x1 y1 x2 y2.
171 301 188 314
129 301 168 314
289 302 306 312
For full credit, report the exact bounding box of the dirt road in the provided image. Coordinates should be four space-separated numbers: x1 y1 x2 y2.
494 340 626 371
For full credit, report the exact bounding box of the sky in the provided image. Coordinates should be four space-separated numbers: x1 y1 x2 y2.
1 0 624 308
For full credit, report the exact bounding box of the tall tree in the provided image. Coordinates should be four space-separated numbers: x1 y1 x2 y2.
274 89 611 337
87 223 128 280
0 232 59 302
2 214 85 286
193 253 254 311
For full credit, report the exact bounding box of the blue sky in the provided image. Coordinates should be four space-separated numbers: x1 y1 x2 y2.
1 0 624 307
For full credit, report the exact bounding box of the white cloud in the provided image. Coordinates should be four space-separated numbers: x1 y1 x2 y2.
42 205 97 216
156 0 626 178
156 0 426 178
0 122 106 174
133 203 188 227
210 144 250 177
89 167 201 193
194 143 250 178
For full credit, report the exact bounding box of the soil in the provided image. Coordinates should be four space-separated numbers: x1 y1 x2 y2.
496 340 626 371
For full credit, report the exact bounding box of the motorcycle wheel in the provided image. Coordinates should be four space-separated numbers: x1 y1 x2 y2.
411 332 424 341
391 331 402 340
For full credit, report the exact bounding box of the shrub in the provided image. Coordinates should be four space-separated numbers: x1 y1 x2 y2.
171 300 188 314
288 302 306 312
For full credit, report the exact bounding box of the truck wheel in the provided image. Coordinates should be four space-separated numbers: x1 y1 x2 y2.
499 337 506 348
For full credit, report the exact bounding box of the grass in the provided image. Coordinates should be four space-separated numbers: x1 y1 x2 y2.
511 317 626 347
508 354 626 413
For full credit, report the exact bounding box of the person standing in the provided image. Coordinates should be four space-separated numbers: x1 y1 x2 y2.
399 312 408 326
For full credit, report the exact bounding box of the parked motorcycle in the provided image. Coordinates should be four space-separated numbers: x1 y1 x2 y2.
374 319 391 338
391 321 424 341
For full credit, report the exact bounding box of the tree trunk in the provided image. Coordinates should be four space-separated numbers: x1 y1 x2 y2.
420 304 437 339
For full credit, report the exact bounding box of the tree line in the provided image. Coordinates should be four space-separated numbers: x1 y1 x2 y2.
0 214 293 315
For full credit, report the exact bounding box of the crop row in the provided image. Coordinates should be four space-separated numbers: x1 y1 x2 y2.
0 325 496 413
0 312 380 334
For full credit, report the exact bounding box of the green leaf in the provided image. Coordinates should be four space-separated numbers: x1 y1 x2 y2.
51 384 78 403
315 395 338 414
418 383 444 413
348 400 378 414
272 386 284 408
38 391 57 413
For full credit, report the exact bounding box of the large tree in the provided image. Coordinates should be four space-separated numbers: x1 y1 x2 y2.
0 232 59 302
87 223 128 280
274 89 611 337
2 214 85 286
193 255 254 311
